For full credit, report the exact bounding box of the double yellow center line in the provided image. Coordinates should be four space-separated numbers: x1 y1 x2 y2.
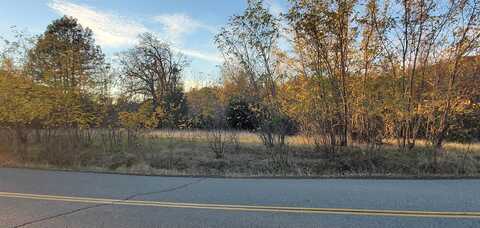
0 191 479 219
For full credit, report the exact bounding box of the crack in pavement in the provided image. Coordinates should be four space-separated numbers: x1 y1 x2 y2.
12 178 206 228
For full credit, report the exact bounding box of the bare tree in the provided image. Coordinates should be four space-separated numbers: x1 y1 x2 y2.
428 0 480 155
215 0 281 101
119 33 189 127
381 0 480 152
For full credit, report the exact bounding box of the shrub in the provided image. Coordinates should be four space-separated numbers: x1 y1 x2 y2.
207 129 227 159
226 97 259 130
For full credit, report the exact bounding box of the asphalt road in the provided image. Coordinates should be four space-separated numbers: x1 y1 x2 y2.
0 168 480 228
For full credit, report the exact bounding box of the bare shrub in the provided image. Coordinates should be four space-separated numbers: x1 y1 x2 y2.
99 128 124 154
207 129 226 159
257 111 292 174
227 130 241 153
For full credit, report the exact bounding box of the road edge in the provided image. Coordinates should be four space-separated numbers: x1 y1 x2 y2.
2 165 480 180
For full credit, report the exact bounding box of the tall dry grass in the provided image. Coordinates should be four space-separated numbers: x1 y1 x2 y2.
147 129 315 145
1 128 479 177
147 129 480 152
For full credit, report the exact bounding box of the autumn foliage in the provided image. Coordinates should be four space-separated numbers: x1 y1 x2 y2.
0 1 479 175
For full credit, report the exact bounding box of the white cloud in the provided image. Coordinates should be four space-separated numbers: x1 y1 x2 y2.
153 13 217 44
265 0 284 17
153 14 221 62
48 0 222 63
48 0 148 47
183 80 202 91
173 47 222 63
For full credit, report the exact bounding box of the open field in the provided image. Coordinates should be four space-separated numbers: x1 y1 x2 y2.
1 129 479 178
1 0 479 182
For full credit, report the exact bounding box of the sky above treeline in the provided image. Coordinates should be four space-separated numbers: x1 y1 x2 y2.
0 0 287 90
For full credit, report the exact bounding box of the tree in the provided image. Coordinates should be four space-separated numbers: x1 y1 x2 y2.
186 87 224 128
26 16 108 128
216 0 293 156
0 58 53 152
219 62 255 103
27 16 106 90
286 0 357 146
351 0 391 146
215 0 281 101
426 0 480 155
386 0 456 150
368 0 480 155
119 33 189 128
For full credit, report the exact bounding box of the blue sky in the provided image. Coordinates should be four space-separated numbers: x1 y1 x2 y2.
0 0 287 89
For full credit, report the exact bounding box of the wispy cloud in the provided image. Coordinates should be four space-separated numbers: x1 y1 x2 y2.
153 13 217 44
48 0 148 48
153 14 220 62
265 0 284 17
173 47 222 63
47 0 222 63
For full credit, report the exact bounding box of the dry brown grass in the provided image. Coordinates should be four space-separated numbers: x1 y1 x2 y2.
148 129 480 152
1 129 479 177
435 142 480 152
148 129 316 146
383 138 480 153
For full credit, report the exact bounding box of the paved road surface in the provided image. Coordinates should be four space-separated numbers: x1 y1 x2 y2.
0 168 479 228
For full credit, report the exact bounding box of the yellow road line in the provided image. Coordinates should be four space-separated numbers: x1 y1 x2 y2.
0 191 479 219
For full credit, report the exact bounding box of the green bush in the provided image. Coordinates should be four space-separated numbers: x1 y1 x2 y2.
226 96 259 130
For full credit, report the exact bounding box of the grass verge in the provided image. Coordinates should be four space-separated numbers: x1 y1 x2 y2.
1 129 479 178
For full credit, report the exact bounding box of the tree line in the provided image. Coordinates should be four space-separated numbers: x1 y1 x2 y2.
1 0 479 162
